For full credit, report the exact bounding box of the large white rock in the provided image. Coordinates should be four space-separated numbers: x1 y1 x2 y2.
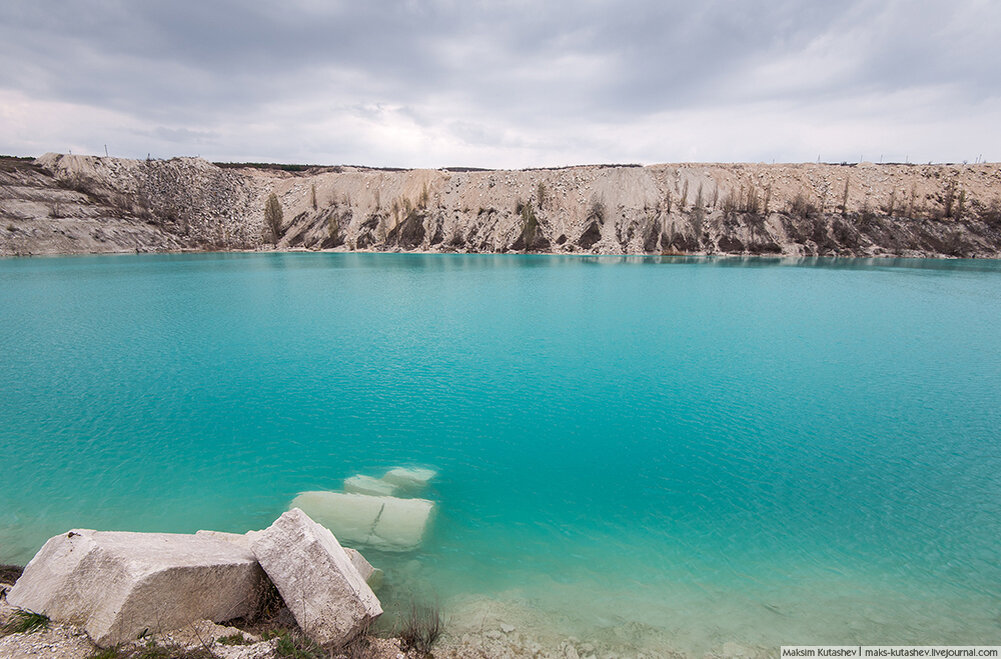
6 529 265 647
344 474 399 497
381 467 436 492
195 529 383 589
195 529 252 549
289 491 435 552
248 508 382 647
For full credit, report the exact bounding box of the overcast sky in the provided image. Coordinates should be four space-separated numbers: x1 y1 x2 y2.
1 0 998 168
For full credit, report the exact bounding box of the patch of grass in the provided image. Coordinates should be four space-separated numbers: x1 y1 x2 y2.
274 631 324 659
397 603 443 657
260 628 291 641
87 647 125 659
1 609 50 636
132 640 175 659
217 632 251 646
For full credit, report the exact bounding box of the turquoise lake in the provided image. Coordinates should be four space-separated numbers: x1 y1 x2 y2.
2 252 1001 654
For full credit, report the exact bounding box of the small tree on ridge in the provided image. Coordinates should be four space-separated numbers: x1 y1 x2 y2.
264 193 283 244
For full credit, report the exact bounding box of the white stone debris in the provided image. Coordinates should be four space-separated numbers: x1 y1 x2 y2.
6 529 266 648
248 508 382 648
289 491 435 552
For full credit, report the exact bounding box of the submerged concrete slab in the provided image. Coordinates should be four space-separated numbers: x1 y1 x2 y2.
381 467 436 492
344 474 399 497
248 509 381 647
6 529 265 647
289 491 435 552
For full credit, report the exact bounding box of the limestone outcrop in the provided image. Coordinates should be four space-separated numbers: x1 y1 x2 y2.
248 509 382 648
3 154 1000 258
6 529 265 647
290 491 436 552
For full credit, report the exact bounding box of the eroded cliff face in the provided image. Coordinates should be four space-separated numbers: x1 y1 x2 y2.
2 153 1000 258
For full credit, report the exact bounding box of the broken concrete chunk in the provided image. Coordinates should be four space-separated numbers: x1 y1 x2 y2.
343 547 383 591
342 548 371 578
291 491 385 545
248 508 382 647
196 529 383 589
381 467 436 492
6 529 265 647
290 491 435 552
344 474 399 497
370 496 436 550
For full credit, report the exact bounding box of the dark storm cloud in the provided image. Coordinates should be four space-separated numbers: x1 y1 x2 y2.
0 0 998 166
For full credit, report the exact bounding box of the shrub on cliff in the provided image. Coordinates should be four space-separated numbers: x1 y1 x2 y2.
264 193 283 244
789 192 818 220
587 199 606 223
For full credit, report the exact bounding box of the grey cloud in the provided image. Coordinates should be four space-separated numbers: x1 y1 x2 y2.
143 126 219 144
0 0 998 165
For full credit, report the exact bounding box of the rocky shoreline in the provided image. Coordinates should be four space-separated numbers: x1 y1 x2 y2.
3 465 746 659
2 572 772 659
1 154 999 259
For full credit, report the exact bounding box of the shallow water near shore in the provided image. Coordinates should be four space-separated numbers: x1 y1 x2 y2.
2 252 1001 655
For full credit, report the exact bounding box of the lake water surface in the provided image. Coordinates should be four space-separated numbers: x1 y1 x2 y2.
2 253 1000 655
